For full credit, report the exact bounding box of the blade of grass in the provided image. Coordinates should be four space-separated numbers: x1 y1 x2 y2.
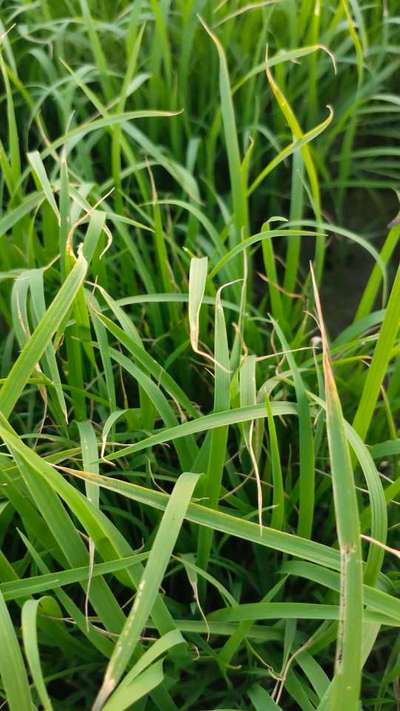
103 660 165 711
188 256 208 354
92 472 199 710
271 317 315 538
311 265 363 709
355 223 400 320
22 597 56 711
265 392 285 530
0 591 32 711
27 151 59 221
1 553 148 601
199 17 248 250
104 631 184 711
352 264 400 442
0 249 87 418
196 284 231 580
264 48 324 280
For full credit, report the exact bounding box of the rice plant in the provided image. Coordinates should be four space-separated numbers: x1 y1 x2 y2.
0 1 399 709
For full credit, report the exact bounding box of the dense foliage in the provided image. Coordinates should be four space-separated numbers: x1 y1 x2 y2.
0 1 399 709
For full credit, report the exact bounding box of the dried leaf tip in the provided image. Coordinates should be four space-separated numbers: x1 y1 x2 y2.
310 261 336 394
